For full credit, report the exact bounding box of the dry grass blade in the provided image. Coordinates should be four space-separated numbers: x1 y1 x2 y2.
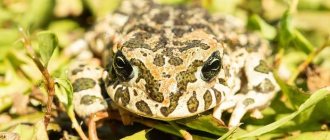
288 36 330 85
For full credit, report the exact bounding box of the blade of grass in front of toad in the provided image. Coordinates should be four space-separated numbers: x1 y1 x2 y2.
176 115 228 136
233 87 330 139
217 126 239 140
134 119 181 137
274 72 310 110
121 129 150 140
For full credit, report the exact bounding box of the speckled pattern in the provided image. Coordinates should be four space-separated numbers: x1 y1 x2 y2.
69 0 280 127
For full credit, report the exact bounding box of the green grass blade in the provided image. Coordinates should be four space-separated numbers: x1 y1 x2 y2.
235 87 330 139
121 129 149 140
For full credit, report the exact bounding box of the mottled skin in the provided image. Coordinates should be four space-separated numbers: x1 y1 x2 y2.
68 0 279 127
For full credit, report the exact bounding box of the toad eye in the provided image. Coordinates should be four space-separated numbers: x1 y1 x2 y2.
113 51 134 81
201 51 221 81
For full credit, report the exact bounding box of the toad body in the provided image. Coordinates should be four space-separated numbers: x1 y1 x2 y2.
68 0 279 127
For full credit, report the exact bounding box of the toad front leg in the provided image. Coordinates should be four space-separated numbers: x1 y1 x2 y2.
228 52 279 127
213 49 279 128
69 63 108 118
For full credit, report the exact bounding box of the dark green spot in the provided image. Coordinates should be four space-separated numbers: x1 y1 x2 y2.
179 40 210 52
189 23 214 35
136 100 152 115
212 88 222 104
243 98 255 107
71 68 83 75
131 59 164 102
72 78 96 92
168 56 183 66
254 60 271 74
172 28 187 38
153 54 165 67
162 48 173 57
134 32 151 40
122 37 151 50
174 10 188 25
254 78 275 93
218 78 227 86
176 60 203 91
160 92 182 117
156 35 169 48
129 24 159 34
133 89 138 96
187 92 199 113
152 11 169 24
203 90 212 110
80 95 101 105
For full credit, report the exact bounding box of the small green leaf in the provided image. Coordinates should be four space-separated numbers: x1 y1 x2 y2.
248 14 277 40
274 72 310 109
37 31 58 67
54 78 84 138
54 78 73 113
121 129 149 140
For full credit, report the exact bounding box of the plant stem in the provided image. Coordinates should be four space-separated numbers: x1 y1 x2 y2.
20 28 55 128
70 116 89 140
88 112 109 140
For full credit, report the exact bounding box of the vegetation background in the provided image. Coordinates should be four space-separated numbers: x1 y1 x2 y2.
0 0 330 139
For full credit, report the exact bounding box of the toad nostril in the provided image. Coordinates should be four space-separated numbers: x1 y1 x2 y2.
162 72 171 78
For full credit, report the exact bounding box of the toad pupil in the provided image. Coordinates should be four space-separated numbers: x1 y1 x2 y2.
113 51 133 81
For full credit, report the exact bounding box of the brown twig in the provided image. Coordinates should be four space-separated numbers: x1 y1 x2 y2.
69 116 89 140
88 112 109 140
287 36 330 85
20 28 55 128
